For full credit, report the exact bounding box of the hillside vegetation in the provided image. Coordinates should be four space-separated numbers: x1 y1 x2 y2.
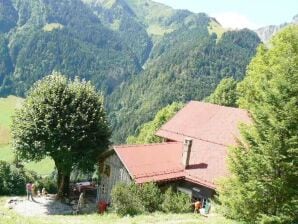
0 0 261 143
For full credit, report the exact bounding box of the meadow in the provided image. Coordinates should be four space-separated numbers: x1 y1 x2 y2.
0 96 54 176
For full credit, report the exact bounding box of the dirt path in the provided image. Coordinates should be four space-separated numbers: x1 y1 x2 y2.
8 196 73 216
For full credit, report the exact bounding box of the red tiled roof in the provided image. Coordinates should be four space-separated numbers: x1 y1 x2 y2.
114 142 184 183
113 101 251 189
156 101 251 146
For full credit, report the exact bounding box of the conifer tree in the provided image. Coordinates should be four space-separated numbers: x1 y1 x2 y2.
218 26 298 223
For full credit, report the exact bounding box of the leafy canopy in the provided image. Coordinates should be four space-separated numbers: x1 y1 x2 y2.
11 73 110 196
218 25 298 223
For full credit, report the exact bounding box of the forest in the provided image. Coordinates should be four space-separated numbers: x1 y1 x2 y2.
0 0 260 142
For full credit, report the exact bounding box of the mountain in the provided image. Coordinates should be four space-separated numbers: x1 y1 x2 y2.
256 14 298 43
0 0 261 143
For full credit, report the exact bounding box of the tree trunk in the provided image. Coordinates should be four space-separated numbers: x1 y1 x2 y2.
56 169 71 200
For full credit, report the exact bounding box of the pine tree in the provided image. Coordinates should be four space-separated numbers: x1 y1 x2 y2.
217 26 298 223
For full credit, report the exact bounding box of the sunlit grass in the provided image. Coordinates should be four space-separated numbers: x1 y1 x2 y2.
0 196 239 224
208 20 226 40
43 23 64 32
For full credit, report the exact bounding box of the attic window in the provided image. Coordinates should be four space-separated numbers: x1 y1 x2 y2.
104 165 111 177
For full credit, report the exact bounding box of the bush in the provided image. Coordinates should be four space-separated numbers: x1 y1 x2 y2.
111 182 145 216
161 187 192 213
0 161 34 195
111 183 192 216
138 182 163 212
35 176 57 194
0 160 57 196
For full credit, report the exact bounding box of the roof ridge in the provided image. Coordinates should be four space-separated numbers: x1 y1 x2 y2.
158 128 228 147
114 141 182 148
190 100 249 112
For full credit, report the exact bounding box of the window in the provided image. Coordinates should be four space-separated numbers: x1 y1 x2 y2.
104 165 111 177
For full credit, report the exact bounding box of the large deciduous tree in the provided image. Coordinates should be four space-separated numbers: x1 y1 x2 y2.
12 73 110 198
217 26 298 223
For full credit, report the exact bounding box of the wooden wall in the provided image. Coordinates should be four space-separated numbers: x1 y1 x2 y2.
98 153 132 203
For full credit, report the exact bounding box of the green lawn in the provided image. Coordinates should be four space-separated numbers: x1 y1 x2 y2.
0 197 239 224
0 144 14 162
0 96 55 176
0 144 55 176
0 95 24 145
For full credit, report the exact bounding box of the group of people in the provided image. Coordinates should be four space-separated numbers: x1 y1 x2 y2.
26 182 48 201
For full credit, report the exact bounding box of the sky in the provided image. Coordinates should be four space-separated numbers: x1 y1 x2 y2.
154 0 298 29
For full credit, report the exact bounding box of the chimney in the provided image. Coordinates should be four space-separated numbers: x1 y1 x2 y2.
182 138 192 168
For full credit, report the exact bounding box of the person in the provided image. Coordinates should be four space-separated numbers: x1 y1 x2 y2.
200 200 211 216
194 200 202 213
26 182 33 201
31 183 36 196
42 187 48 197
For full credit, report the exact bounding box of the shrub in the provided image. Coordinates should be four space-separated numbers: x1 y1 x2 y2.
161 187 192 213
138 182 163 212
0 161 33 195
35 176 57 194
111 182 145 216
0 160 57 196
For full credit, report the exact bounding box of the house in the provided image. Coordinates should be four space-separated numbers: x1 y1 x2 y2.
98 101 251 204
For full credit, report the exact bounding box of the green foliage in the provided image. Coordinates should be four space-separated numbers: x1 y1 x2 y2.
35 176 57 194
11 73 110 197
0 0 18 33
161 187 192 213
137 182 163 212
218 26 298 223
205 77 238 107
0 160 35 195
111 182 145 216
112 182 191 216
127 102 183 144
0 0 143 96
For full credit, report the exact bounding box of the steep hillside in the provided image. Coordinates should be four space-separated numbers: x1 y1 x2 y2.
0 0 143 96
108 26 260 142
0 0 261 143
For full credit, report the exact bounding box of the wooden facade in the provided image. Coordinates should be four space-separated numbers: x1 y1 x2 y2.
98 153 131 203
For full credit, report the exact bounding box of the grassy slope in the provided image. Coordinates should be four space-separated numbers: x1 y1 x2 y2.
0 96 23 144
0 197 239 224
0 96 54 176
208 20 226 40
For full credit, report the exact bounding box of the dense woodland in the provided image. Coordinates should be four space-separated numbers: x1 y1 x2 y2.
0 0 260 143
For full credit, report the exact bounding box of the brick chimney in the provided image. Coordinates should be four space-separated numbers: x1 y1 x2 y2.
182 138 192 168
